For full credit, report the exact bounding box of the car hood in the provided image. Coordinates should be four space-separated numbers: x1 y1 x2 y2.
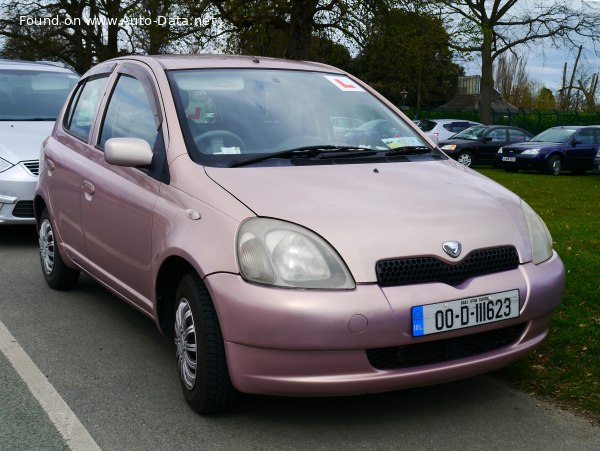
204 160 532 282
505 141 560 150
0 121 55 163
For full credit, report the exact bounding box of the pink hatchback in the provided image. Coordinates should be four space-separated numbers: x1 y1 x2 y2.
35 55 564 414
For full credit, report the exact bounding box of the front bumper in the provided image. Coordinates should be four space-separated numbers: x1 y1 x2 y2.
206 251 564 396
0 163 37 224
495 154 544 171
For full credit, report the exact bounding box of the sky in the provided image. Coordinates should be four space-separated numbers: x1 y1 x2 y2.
458 1 600 93
462 43 600 91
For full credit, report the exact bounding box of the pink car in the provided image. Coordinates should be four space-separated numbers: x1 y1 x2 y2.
35 55 564 414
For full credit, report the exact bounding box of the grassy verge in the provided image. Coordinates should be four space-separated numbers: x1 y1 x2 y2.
477 168 600 422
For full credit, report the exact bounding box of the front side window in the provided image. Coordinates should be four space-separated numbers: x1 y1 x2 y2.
99 75 158 148
66 76 108 140
453 126 486 141
0 69 78 121
487 129 506 142
168 69 434 167
575 129 596 144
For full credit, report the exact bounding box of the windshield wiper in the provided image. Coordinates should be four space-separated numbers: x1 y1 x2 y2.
385 146 431 156
229 145 376 168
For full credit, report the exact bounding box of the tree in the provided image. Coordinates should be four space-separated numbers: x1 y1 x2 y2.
435 0 600 123
494 52 534 108
212 0 369 60
0 0 215 73
354 7 463 111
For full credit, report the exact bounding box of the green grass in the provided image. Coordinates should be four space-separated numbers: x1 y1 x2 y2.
477 168 600 421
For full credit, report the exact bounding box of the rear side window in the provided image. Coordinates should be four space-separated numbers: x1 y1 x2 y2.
508 129 527 143
444 122 470 133
418 120 436 132
65 76 108 140
98 75 158 149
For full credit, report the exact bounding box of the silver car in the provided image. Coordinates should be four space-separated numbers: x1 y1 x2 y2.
0 60 78 224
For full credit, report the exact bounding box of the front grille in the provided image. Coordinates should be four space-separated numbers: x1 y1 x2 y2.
22 160 40 176
376 246 519 287
12 200 34 218
367 323 525 369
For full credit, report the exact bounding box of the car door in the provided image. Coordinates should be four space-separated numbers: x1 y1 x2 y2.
42 65 113 263
567 128 598 170
80 62 167 313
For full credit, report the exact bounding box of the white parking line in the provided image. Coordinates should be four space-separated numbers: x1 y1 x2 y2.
0 320 101 451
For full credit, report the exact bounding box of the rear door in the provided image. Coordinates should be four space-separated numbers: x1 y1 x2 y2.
80 62 167 313
42 65 113 263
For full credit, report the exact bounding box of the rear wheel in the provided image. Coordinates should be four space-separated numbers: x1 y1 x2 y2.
457 151 473 167
175 273 235 414
545 155 562 175
38 209 79 290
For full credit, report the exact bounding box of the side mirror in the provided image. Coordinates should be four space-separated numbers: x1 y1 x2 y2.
105 138 153 167
572 140 582 146
483 136 493 142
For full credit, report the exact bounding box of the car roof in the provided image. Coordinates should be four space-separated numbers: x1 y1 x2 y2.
110 54 345 73
0 59 75 73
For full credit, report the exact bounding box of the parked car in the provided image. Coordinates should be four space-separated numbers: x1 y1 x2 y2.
440 125 533 167
415 118 481 141
496 125 600 175
36 55 565 414
0 59 78 224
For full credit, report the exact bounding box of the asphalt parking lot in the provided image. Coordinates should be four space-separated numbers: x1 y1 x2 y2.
1 225 599 450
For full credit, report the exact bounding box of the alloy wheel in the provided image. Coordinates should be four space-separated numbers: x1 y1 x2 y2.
39 219 55 276
175 297 198 390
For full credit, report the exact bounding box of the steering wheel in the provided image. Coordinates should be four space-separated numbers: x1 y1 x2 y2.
193 130 246 152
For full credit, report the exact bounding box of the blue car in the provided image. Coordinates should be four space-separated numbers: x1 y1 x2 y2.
495 126 600 175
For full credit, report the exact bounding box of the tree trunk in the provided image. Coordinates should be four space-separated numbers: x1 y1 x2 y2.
479 25 493 125
285 0 317 59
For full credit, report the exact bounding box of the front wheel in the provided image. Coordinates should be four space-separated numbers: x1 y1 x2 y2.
457 151 473 167
175 273 235 414
545 155 562 175
38 209 79 290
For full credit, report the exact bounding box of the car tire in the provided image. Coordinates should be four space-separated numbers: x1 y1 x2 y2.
38 209 79 290
546 155 562 175
457 151 473 167
175 272 236 415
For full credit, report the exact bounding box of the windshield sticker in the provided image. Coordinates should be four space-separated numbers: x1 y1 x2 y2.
382 137 423 149
324 75 365 92
218 147 241 155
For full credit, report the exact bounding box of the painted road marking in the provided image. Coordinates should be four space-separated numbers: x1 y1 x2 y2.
0 320 101 451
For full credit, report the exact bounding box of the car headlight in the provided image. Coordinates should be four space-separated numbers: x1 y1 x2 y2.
497 147 503 154
522 148 540 155
441 144 457 151
521 200 553 264
0 157 14 173
237 218 355 289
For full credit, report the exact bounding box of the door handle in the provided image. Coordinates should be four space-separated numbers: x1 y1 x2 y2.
82 180 95 195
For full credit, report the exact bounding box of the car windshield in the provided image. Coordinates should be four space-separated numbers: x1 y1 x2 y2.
0 69 78 121
530 128 577 143
168 69 433 167
451 126 486 141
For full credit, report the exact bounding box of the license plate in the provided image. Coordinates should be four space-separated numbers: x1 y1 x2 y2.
411 289 519 336
502 156 516 162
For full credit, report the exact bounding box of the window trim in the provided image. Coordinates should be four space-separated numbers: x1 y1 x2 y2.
62 74 111 143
